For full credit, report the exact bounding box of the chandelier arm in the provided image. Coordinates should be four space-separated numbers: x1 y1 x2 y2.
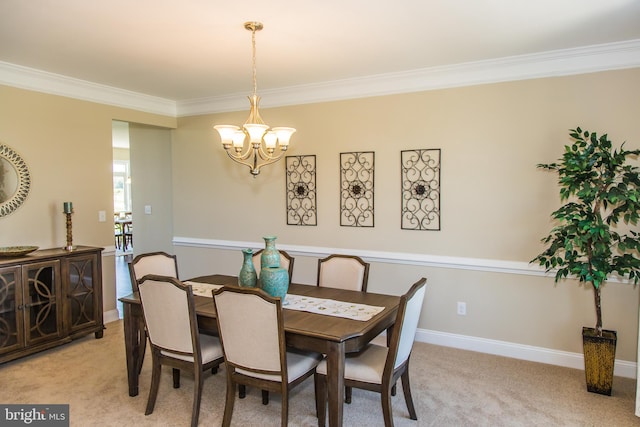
224 149 259 172
255 149 287 167
223 145 256 162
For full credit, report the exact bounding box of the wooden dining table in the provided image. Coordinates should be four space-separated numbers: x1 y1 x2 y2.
119 274 400 427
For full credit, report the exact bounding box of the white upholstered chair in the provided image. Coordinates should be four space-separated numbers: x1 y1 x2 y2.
315 277 427 427
129 251 179 292
138 275 224 427
212 286 322 427
252 249 295 281
317 254 370 292
317 253 370 403
128 251 180 380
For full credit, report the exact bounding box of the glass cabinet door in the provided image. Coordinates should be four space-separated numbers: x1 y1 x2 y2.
65 254 99 333
0 266 23 355
23 261 63 345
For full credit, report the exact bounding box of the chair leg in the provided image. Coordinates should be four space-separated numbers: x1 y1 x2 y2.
281 387 288 427
401 370 417 420
391 383 397 396
314 373 327 427
211 366 218 375
345 385 352 404
191 369 204 427
145 354 162 415
262 390 269 405
222 379 236 427
137 326 147 375
380 384 395 427
173 368 180 388
238 384 246 399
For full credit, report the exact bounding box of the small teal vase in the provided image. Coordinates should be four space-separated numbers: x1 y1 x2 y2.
260 266 289 302
260 235 280 269
238 248 257 288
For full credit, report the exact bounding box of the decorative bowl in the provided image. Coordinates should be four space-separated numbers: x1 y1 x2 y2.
0 246 39 257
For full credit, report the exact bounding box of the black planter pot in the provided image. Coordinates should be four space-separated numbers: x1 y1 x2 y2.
582 327 617 396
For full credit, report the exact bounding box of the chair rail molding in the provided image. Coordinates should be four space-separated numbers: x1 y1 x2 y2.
174 237 636 284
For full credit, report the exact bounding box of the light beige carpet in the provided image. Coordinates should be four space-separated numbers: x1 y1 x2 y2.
0 320 637 426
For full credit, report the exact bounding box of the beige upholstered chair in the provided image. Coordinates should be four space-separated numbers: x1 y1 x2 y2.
138 275 224 427
128 252 180 380
252 249 295 281
212 286 322 427
315 277 427 427
317 254 370 403
317 254 370 292
129 251 179 292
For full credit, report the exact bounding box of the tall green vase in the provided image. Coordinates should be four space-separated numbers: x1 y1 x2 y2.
260 235 280 269
238 248 257 288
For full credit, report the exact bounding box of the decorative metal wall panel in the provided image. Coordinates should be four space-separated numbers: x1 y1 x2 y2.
340 151 374 227
286 155 317 226
401 149 441 230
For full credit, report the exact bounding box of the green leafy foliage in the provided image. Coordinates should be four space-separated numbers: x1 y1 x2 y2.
532 127 640 335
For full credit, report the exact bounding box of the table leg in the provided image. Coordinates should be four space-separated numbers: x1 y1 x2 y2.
123 303 141 397
326 341 345 427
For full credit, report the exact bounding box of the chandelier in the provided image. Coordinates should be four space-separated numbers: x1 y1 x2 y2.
214 21 296 177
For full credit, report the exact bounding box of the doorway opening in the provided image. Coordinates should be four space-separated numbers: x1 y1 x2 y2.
113 120 133 317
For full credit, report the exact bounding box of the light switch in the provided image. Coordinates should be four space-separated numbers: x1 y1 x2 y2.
144 205 152 215
98 211 106 222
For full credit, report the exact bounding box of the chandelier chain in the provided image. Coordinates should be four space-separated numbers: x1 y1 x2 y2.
251 27 257 98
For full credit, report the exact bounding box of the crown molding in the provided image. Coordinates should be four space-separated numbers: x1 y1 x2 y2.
1 39 639 118
176 39 640 116
0 61 177 116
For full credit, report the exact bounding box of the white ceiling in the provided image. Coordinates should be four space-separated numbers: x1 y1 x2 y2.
1 0 640 115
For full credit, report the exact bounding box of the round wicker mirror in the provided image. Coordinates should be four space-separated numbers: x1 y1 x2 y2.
0 143 31 217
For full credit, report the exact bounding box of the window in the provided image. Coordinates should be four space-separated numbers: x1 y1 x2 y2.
113 161 131 213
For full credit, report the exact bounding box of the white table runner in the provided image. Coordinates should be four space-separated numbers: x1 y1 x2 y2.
185 281 384 322
186 281 224 297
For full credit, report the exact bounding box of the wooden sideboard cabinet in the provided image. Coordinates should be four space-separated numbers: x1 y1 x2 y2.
0 246 104 363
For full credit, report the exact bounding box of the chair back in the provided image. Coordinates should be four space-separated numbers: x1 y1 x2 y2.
388 278 427 370
252 249 295 281
138 275 198 357
213 287 286 379
129 251 179 292
317 254 370 292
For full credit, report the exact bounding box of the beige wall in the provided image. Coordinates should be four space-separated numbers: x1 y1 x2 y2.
172 69 640 361
0 85 176 315
1 68 638 364
129 124 173 254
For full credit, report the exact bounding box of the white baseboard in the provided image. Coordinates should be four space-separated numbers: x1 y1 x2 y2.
416 328 637 379
103 309 120 324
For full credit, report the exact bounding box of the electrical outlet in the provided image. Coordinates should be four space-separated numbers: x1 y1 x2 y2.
457 302 467 316
98 211 106 222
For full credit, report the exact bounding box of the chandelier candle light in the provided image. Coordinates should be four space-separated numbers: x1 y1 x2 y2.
214 21 296 177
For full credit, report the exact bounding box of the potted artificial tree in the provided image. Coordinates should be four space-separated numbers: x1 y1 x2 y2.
532 127 640 395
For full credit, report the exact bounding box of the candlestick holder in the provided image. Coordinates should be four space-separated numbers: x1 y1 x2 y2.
64 211 74 251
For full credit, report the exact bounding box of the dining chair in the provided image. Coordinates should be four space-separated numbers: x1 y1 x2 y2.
317 253 370 403
128 251 180 381
212 286 322 427
252 249 295 281
314 277 427 427
138 274 224 427
317 254 370 292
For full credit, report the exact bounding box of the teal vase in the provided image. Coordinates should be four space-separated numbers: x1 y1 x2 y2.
238 248 257 288
260 266 289 302
260 235 280 269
